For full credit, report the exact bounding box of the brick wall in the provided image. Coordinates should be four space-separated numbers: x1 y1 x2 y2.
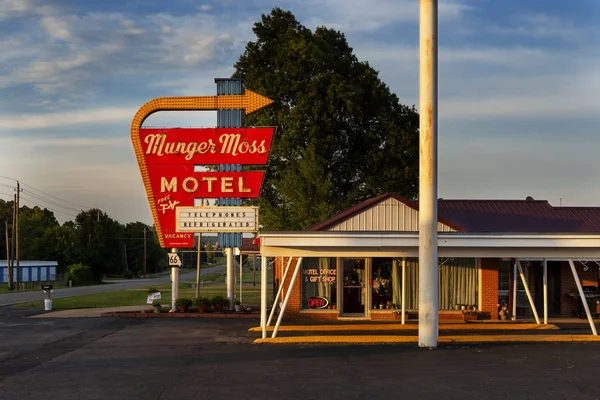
480 258 499 320
274 257 302 316
560 261 600 316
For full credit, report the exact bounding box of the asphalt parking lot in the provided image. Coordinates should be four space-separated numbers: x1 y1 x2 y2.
1 308 600 400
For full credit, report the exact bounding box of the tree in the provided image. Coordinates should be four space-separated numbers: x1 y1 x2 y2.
233 8 420 230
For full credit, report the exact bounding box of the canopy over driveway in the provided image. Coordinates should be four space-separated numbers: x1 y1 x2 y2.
257 232 600 338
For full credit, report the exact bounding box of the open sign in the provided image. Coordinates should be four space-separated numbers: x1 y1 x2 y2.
307 296 329 309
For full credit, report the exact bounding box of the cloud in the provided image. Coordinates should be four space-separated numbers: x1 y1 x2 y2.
0 136 129 148
0 107 135 130
296 0 472 32
0 0 33 19
40 16 72 41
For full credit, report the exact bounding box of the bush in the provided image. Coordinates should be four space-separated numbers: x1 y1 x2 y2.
175 298 192 308
147 287 159 293
67 264 94 286
234 299 241 305
152 300 161 306
123 270 133 279
211 295 228 307
193 297 211 307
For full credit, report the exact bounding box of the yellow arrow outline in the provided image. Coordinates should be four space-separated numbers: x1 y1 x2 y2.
130 89 274 248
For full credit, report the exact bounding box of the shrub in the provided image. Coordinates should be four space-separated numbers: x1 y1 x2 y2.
67 264 94 286
175 298 192 308
152 300 161 307
211 295 227 307
147 287 159 293
193 297 211 307
234 299 241 305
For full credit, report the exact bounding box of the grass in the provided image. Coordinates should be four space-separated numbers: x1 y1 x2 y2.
13 275 273 311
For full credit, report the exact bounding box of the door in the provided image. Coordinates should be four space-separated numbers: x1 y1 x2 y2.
341 259 366 315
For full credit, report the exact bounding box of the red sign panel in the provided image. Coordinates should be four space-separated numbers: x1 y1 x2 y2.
148 168 264 248
139 127 275 165
135 127 274 248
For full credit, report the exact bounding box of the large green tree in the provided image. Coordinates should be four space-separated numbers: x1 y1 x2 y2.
234 9 419 230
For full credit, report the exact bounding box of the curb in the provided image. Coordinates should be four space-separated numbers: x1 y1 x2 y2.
248 323 560 332
101 311 260 318
253 334 600 345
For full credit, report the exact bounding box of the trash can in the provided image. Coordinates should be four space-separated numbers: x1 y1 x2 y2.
42 284 53 312
44 298 53 311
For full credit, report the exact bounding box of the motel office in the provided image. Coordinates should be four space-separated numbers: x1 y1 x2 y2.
257 193 600 321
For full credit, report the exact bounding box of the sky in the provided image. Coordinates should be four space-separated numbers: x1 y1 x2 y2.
0 0 599 225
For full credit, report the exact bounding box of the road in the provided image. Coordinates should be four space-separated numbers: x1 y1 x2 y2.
0 265 226 306
1 310 599 400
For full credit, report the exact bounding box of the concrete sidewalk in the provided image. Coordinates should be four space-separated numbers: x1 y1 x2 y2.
29 305 151 318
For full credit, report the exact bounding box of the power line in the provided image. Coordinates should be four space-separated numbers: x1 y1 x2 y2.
20 181 93 210
22 189 82 213
19 194 79 218
0 175 94 210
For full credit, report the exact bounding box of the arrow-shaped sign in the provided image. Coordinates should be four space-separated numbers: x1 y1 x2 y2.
131 88 274 249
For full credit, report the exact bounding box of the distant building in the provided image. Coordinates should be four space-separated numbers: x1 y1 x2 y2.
0 261 58 283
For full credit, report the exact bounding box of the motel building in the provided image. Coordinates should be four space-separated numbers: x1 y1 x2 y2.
256 193 600 327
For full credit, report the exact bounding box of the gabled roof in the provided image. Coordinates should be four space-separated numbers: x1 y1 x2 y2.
307 193 463 232
307 193 600 233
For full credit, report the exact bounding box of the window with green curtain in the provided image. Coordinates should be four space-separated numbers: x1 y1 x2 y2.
401 258 478 310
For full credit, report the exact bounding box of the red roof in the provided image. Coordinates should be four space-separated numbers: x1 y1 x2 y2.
308 193 600 233
553 207 600 232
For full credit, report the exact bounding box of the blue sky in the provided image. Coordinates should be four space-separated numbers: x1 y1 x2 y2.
0 0 598 224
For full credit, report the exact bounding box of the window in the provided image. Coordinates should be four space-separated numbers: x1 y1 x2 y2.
372 258 397 309
301 258 337 309
499 259 511 294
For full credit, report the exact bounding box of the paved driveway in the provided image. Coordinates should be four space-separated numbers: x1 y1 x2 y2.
1 309 599 400
0 265 225 306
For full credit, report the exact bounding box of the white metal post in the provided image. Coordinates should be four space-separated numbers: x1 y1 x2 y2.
517 260 540 324
273 257 303 338
226 247 235 309
418 0 438 348
171 247 179 312
543 259 548 324
568 258 598 335
267 257 293 327
239 252 243 305
261 255 268 339
512 260 518 320
401 258 406 325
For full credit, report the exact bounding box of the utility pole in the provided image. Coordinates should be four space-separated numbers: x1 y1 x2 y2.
418 0 439 348
10 194 16 289
143 227 147 278
5 221 11 290
15 181 20 288
123 244 128 273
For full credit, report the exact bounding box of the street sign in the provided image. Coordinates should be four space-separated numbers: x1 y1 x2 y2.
176 206 258 233
168 253 182 267
131 86 275 249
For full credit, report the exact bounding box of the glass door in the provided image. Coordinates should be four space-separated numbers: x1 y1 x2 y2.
341 259 366 316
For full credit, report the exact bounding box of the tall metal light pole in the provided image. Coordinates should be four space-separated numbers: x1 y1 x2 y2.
418 0 439 348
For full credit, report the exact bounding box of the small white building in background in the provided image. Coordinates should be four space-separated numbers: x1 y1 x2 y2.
0 261 58 283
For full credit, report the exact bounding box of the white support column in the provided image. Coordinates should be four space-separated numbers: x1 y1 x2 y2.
512 260 518 320
239 253 243 305
543 259 548 325
226 248 235 309
261 255 268 339
272 257 303 339
171 248 179 312
568 258 598 335
401 258 406 325
267 257 293 327
418 0 439 349
517 260 540 324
